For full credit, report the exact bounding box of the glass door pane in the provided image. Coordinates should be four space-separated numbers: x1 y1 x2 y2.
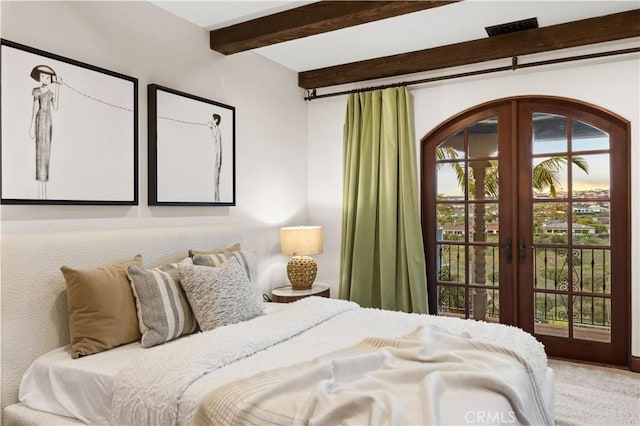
436 117 500 322
531 114 611 343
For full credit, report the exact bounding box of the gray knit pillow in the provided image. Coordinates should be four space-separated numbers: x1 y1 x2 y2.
178 258 264 331
127 259 198 348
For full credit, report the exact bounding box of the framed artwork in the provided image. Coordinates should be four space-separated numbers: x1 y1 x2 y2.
148 84 235 206
0 39 138 205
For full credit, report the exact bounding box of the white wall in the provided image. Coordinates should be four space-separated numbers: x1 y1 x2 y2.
307 39 640 356
0 1 310 292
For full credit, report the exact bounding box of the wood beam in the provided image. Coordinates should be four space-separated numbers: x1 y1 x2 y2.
299 9 640 89
210 1 457 55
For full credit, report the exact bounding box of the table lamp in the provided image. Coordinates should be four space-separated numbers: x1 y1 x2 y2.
280 226 323 290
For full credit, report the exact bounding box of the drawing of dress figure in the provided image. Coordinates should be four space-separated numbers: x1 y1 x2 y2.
29 65 62 199
207 113 222 202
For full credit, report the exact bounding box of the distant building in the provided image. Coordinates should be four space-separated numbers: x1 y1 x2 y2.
440 223 499 236
573 204 609 214
540 222 596 235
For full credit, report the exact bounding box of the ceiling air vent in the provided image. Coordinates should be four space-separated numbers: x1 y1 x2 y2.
485 17 538 37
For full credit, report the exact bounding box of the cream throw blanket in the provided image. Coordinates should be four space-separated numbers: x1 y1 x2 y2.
194 325 553 426
111 297 359 426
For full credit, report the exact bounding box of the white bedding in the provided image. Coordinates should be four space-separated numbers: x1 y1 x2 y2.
178 301 551 426
194 325 551 425
18 303 287 424
19 341 141 425
19 299 553 425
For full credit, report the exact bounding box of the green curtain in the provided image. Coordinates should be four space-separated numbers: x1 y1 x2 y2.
339 87 427 313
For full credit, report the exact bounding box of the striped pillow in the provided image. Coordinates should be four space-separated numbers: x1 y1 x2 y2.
127 260 198 348
192 250 257 285
188 243 241 258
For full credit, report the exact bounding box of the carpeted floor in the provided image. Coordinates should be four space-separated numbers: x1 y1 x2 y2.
550 359 640 425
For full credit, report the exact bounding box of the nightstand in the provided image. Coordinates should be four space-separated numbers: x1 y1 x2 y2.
271 283 330 303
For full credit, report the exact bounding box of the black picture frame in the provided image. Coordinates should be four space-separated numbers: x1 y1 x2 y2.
0 39 138 205
148 84 236 206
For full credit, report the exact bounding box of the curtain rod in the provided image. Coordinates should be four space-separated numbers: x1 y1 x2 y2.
303 47 640 101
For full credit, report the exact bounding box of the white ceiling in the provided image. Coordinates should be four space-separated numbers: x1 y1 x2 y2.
151 0 640 72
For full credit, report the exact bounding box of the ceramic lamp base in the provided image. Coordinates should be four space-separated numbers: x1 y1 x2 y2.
287 255 317 289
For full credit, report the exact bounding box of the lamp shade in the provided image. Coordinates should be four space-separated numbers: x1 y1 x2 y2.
280 226 323 256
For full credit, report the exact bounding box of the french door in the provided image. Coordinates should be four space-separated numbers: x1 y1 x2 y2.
421 97 630 365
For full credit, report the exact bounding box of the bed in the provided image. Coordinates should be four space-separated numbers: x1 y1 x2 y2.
1 225 554 425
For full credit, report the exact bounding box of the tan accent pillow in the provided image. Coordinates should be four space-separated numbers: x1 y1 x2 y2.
61 254 143 358
188 242 241 258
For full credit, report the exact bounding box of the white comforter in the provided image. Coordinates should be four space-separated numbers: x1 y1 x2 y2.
111 297 551 426
111 298 358 425
194 325 551 425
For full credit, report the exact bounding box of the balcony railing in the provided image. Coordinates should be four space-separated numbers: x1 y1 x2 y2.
436 244 610 331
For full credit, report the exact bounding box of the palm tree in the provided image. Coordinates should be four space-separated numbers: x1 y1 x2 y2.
437 147 589 320
437 147 589 198
532 157 588 197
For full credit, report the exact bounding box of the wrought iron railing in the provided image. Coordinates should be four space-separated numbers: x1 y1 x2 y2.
437 244 499 320
534 246 610 328
436 244 610 328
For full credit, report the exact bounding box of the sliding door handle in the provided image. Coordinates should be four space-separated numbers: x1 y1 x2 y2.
519 239 527 263
505 238 512 264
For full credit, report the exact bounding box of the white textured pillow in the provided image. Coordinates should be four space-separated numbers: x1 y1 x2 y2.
127 258 198 348
178 258 264 331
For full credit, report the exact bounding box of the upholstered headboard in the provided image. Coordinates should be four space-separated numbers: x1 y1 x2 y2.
1 224 244 411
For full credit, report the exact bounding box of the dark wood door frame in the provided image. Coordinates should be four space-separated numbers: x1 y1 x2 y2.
421 100 516 323
516 98 631 366
421 95 631 366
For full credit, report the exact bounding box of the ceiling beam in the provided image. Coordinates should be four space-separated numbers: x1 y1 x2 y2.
209 1 457 55
299 9 640 89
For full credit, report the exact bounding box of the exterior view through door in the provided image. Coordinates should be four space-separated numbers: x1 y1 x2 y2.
421 96 630 366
